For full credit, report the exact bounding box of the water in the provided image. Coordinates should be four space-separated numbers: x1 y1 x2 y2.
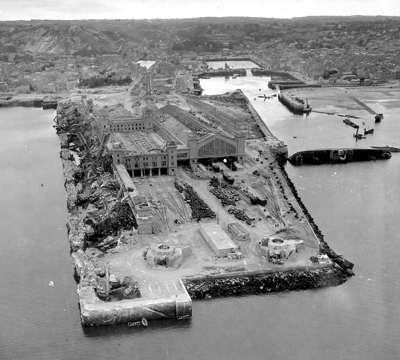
1 76 400 360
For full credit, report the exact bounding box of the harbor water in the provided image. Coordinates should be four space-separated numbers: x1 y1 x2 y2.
1 69 400 359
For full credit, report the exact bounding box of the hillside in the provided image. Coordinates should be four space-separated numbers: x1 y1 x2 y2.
0 23 127 55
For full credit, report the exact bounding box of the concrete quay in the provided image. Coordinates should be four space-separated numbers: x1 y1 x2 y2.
75 252 192 326
238 89 288 159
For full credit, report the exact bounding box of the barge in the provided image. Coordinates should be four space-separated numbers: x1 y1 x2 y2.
343 119 359 128
289 148 392 165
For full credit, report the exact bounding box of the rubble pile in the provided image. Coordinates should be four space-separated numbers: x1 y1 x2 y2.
184 267 349 299
72 250 141 302
56 101 137 251
67 215 87 251
86 202 137 243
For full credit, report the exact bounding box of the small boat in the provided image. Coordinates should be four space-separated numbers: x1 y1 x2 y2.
177 314 192 320
343 119 359 128
354 134 366 140
128 318 148 327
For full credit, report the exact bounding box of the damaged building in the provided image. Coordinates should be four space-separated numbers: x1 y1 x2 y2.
94 106 246 178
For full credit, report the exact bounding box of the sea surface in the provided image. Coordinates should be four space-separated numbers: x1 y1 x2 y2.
1 67 400 359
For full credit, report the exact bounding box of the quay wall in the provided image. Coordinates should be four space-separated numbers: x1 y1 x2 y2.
252 69 301 80
78 280 192 326
204 56 264 67
268 81 305 89
0 97 45 108
201 68 247 77
237 89 273 138
277 84 321 90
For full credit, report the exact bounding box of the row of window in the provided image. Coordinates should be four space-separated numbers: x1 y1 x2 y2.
125 161 168 168
125 156 167 162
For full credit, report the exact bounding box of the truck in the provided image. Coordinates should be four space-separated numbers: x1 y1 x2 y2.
211 163 220 172
223 173 235 185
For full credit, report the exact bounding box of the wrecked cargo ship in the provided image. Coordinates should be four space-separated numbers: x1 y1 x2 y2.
289 148 392 165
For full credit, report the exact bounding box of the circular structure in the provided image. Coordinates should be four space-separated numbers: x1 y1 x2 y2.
271 239 284 244
145 244 183 268
259 237 304 261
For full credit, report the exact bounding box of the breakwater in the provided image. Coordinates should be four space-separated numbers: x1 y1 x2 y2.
277 163 354 274
184 266 348 299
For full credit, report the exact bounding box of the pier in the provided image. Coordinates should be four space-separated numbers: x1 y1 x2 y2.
57 88 354 327
278 90 311 114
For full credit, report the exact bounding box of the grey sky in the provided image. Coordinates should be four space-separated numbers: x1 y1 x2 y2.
0 0 399 20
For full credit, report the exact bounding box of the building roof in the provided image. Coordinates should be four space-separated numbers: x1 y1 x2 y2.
110 132 166 155
227 222 249 236
200 223 238 252
108 107 140 120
